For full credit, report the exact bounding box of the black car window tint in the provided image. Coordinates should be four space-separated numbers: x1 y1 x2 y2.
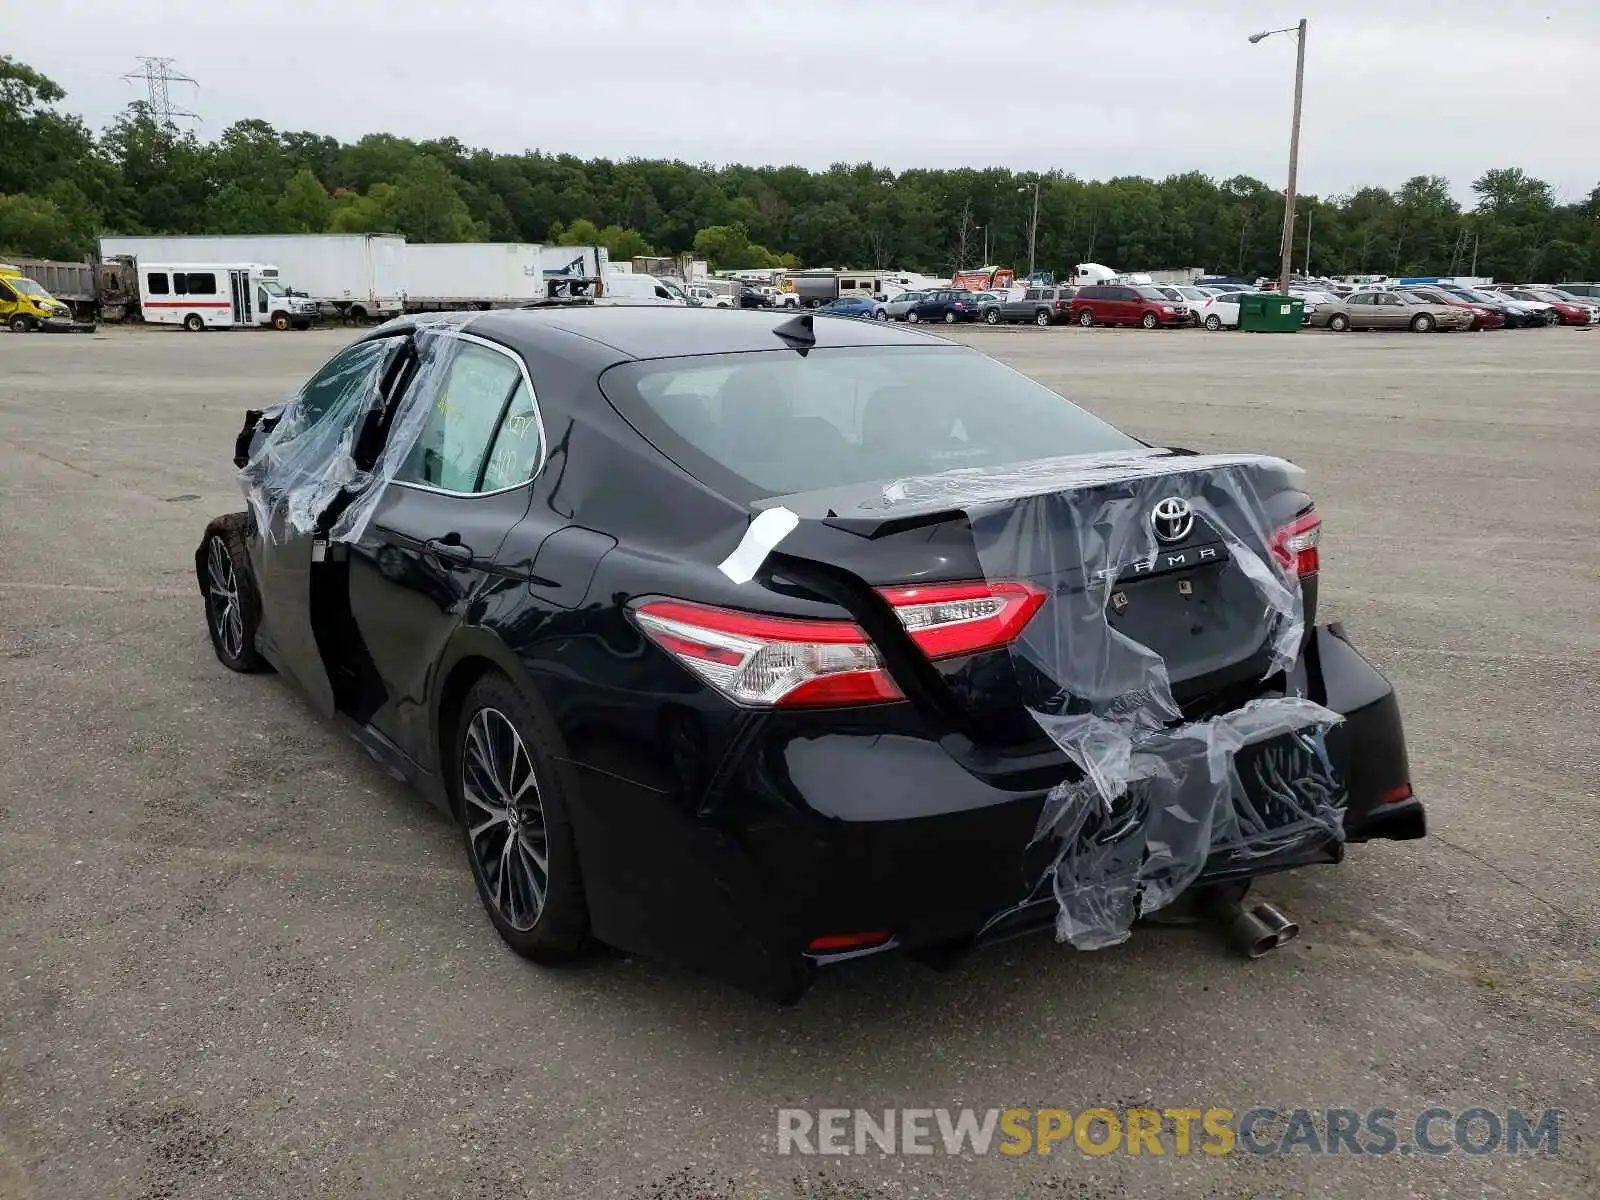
480 379 543 492
0 280 15 302
607 347 1140 497
397 342 522 492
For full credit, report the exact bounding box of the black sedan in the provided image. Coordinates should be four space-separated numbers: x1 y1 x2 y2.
904 288 980 324
198 306 1423 1000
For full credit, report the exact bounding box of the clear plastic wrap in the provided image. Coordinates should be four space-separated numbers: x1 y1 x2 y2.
882 451 1348 948
240 323 465 546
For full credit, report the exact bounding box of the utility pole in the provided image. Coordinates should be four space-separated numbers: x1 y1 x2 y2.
1304 208 1312 277
123 57 200 129
1249 19 1307 293
1017 178 1041 277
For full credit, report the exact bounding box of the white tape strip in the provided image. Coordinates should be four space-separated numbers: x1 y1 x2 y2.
717 506 799 584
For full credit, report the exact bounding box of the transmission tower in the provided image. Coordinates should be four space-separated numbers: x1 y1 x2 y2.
123 57 200 127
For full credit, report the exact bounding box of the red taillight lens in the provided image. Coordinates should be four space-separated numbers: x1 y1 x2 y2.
876 580 1047 659
1270 509 1322 577
634 580 1045 708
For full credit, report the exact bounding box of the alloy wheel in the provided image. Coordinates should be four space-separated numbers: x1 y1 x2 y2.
462 707 549 932
205 535 245 660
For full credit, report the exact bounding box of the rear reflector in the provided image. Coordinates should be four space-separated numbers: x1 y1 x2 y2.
807 931 893 953
1377 783 1414 805
1270 508 1322 577
634 580 1046 708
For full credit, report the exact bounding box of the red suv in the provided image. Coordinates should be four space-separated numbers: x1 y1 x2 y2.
1069 284 1190 329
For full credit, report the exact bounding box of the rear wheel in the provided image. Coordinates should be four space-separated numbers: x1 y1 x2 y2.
1035 309 1051 327
1204 314 1223 331
985 308 1000 325
183 313 205 332
454 672 590 963
1141 311 1160 329
1328 313 1350 332
1078 309 1094 328
198 514 266 673
1410 313 1435 333
8 315 29 333
348 304 368 323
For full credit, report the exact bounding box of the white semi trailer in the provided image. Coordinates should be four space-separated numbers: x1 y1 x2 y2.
403 242 545 310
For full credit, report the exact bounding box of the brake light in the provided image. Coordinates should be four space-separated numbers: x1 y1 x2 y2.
633 581 1045 707
1270 509 1322 577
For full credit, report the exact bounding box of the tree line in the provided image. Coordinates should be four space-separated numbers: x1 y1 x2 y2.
3 54 1597 282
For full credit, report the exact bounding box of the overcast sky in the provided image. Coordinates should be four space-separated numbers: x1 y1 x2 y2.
7 0 1598 202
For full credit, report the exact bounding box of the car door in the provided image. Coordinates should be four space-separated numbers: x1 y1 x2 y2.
346 332 542 765
1108 286 1137 325
1342 294 1373 329
1370 293 1407 328
249 334 409 716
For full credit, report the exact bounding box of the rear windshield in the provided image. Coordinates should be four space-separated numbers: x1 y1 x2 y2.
600 346 1141 498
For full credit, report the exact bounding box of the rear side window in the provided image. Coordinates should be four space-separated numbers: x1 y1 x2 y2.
178 272 218 296
600 347 1141 498
147 272 169 295
397 342 523 492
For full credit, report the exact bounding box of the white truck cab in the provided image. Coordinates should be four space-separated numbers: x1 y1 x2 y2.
135 262 317 331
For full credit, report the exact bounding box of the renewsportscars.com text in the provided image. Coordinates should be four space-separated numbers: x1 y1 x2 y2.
776 1106 1563 1158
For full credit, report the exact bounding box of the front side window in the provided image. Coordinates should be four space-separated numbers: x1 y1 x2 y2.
258 287 269 311
147 272 169 296
397 341 523 492
0 280 16 302
601 347 1141 498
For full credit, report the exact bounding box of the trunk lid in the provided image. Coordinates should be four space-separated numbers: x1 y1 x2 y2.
755 450 1313 743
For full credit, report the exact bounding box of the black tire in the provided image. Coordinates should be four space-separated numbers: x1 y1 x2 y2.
1034 309 1051 327
271 311 291 331
907 310 921 324
183 313 205 332
196 514 267 672
348 305 368 323
1410 313 1435 333
1141 311 1160 329
985 308 1000 325
1077 309 1094 327
1204 314 1223 331
1328 313 1350 332
8 315 30 333
453 671 590 963
874 308 888 321
943 310 957 324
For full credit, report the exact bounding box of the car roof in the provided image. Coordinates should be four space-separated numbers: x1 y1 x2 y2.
459 304 952 363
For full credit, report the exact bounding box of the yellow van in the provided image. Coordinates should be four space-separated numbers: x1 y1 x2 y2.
0 264 76 332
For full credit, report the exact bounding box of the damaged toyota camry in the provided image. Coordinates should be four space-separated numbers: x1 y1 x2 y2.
197 305 1424 1000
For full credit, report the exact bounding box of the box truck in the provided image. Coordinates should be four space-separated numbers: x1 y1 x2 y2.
403 242 545 311
98 233 404 321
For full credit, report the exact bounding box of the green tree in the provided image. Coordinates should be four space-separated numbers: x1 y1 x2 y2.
386 157 482 242
275 167 333 232
329 183 397 233
0 192 79 257
692 222 781 269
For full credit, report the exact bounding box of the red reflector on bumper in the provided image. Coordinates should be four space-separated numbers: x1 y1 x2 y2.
806 931 893 953
1377 783 1414 805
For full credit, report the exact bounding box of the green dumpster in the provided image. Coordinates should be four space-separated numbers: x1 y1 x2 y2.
1238 293 1304 332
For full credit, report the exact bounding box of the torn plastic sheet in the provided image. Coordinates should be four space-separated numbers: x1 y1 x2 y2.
240 323 466 546
879 450 1347 948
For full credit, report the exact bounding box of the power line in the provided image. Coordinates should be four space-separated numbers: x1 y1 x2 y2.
123 57 200 128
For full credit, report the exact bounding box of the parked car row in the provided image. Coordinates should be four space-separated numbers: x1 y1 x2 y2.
815 279 1597 335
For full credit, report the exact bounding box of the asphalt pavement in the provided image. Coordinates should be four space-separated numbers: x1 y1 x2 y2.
1 321 1595 1199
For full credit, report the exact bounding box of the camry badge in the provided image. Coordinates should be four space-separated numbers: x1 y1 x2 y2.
1151 497 1194 543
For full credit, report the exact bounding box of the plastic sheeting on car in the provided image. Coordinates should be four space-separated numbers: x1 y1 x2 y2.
878 450 1349 949
239 319 469 547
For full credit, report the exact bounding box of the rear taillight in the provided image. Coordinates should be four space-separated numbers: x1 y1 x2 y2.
634 581 1046 708
1270 509 1322 577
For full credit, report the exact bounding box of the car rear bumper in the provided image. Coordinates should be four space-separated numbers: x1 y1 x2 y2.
564 622 1418 999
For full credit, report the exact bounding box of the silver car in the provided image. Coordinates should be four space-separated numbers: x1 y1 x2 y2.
1310 290 1473 332
881 290 927 321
